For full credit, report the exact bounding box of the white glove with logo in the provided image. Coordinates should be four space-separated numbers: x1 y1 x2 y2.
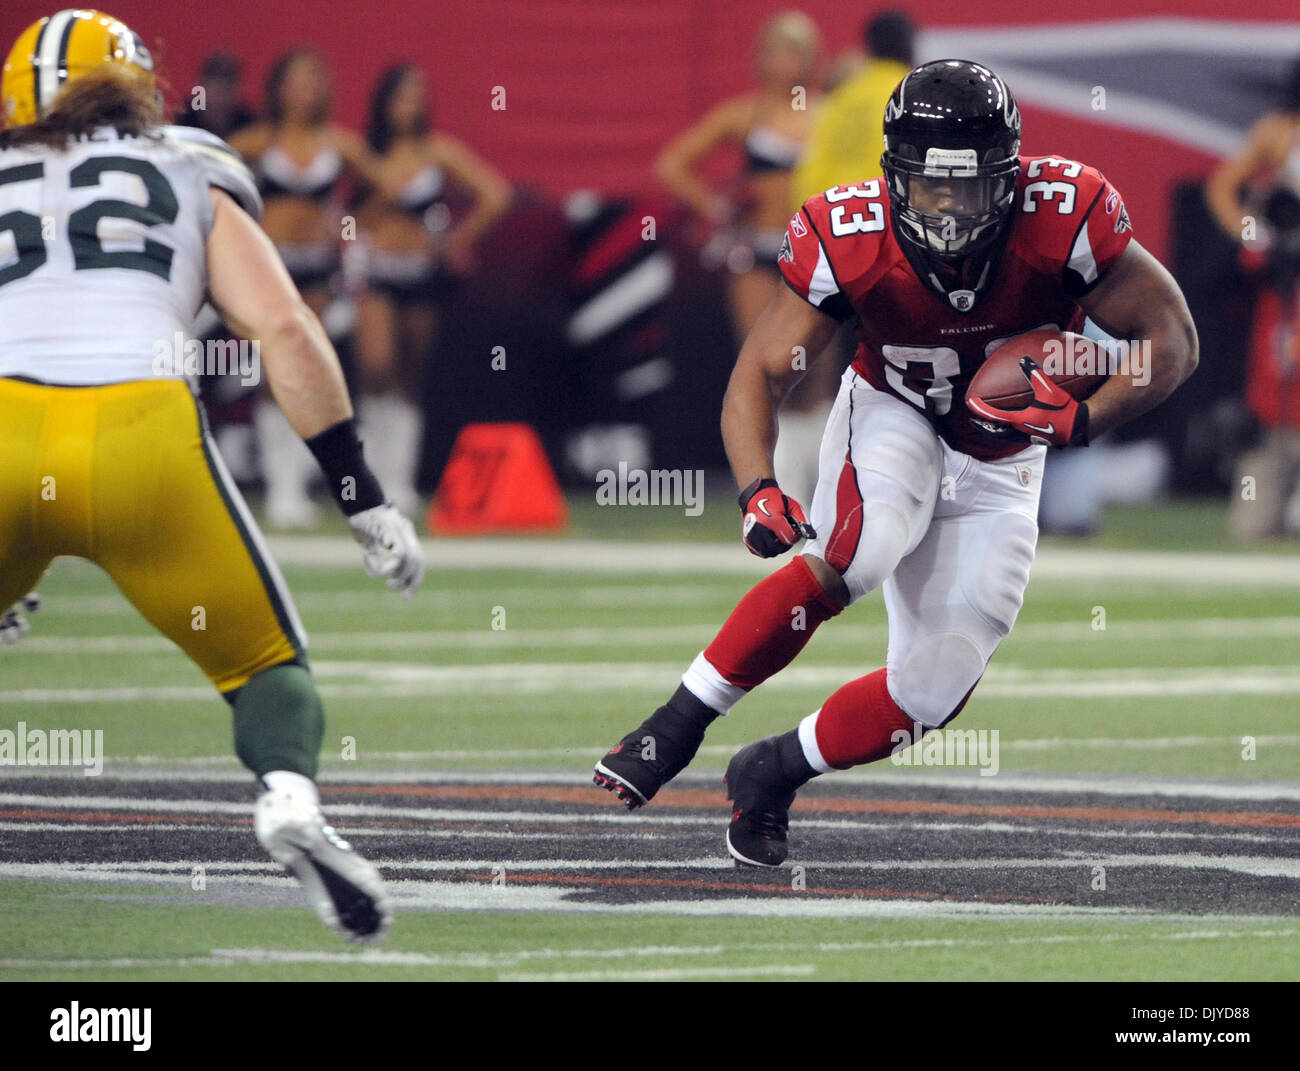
347 506 425 599
1 594 40 646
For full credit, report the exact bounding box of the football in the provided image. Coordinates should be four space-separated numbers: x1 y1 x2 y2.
967 328 1109 411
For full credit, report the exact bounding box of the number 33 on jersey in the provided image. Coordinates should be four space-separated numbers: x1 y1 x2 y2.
777 155 1132 462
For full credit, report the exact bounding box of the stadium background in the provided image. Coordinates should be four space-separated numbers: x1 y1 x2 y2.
6 1 1299 503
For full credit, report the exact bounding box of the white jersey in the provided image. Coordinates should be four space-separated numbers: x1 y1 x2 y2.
0 124 261 385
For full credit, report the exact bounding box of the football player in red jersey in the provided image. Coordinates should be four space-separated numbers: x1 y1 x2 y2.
594 59 1198 867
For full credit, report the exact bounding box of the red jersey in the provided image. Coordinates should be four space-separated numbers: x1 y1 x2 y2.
779 155 1133 460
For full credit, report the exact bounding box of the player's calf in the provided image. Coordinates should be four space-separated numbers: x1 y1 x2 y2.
594 556 844 808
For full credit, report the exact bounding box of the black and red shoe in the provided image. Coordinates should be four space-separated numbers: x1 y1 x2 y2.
724 735 800 868
593 697 709 810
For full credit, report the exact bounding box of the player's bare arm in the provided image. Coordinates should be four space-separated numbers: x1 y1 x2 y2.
721 282 840 488
206 187 353 438
720 283 845 587
1076 240 1199 439
207 186 424 596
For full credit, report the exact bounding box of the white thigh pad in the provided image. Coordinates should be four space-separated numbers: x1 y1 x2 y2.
888 630 986 727
805 378 943 605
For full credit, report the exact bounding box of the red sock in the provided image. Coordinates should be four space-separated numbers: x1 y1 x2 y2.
812 668 923 769
703 556 842 689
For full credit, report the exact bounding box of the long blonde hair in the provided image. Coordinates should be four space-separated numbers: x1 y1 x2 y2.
1 66 161 149
757 11 822 77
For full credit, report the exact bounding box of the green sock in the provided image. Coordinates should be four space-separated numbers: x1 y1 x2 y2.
229 662 324 779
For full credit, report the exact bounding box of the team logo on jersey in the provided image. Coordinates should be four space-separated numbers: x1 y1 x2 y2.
790 213 807 238
1115 205 1132 234
949 289 976 312
1105 189 1119 215
778 232 794 263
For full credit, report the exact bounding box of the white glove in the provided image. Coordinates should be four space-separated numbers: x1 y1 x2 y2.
1 594 40 646
347 505 425 599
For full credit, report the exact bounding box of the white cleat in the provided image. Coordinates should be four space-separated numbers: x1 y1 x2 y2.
255 788 392 945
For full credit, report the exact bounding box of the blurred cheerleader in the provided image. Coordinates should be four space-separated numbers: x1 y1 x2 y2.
352 64 512 515
231 49 391 528
655 12 833 505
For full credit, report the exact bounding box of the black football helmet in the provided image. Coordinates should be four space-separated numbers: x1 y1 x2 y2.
881 59 1021 312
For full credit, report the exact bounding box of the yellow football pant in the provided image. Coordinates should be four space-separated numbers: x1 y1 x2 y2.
0 376 305 693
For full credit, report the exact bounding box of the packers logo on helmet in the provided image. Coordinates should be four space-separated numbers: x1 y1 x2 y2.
2 9 155 128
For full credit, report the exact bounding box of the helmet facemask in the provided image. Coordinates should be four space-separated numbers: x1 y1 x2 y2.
885 148 1019 258
880 59 1023 312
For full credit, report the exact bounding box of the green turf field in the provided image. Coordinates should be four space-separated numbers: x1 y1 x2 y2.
5 500 1297 780
1 497 1298 981
3 883 1296 981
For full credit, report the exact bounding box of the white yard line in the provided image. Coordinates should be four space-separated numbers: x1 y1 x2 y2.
7 660 1300 703
0 861 1154 920
8 853 1296 880
5 763 1300 801
32 734 1295 773
0 819 1292 847
496 964 817 981
246 536 1300 587
0 856 1085 873
6 926 1297 974
51 854 1296 878
24 584 740 616
15 615 1300 655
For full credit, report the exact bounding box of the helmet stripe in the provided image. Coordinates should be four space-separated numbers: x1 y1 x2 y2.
54 10 77 88
36 9 76 115
30 17 49 114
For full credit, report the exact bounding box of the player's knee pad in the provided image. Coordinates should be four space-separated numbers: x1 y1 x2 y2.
889 630 985 727
960 510 1037 638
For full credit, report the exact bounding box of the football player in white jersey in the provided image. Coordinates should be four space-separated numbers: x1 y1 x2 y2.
0 9 426 944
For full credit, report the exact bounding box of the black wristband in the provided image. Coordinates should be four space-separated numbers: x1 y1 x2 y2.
304 419 386 516
1069 403 1091 448
738 476 779 512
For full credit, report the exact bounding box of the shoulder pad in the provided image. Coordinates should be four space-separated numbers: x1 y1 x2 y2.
1016 155 1132 293
162 125 263 221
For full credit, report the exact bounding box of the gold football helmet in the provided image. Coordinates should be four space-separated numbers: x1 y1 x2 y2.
2 9 155 128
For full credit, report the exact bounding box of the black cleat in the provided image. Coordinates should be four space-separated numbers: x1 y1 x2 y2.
593 699 709 810
724 735 800 868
